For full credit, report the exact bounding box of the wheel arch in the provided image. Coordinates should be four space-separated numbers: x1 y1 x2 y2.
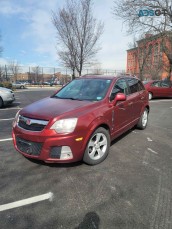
82 121 111 156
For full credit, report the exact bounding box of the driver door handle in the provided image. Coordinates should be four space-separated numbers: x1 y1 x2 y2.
128 102 133 106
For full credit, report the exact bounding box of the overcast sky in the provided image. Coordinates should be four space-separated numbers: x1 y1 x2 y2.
0 0 132 70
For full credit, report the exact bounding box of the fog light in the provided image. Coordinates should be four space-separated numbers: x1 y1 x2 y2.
60 146 73 159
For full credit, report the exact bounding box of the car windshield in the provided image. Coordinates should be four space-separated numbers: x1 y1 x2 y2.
53 78 112 101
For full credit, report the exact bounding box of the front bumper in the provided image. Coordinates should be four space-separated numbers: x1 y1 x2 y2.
12 126 86 163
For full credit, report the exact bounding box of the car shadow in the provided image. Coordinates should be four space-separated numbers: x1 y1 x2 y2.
151 97 172 100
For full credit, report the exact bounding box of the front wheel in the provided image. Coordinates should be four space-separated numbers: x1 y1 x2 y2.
137 108 148 130
83 127 110 165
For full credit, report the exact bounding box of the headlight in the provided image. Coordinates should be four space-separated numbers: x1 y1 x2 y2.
13 110 20 127
50 118 78 133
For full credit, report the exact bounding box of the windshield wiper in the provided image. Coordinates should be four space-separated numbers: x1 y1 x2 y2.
52 96 83 101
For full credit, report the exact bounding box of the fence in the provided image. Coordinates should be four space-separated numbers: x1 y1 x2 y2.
0 65 126 84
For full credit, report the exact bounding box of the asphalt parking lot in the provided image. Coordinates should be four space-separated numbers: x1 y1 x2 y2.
0 88 172 229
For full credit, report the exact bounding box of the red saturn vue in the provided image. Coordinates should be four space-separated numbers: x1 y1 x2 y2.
12 75 149 165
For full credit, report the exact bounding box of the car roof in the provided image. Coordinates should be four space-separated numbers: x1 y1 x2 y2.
80 74 138 80
80 75 117 80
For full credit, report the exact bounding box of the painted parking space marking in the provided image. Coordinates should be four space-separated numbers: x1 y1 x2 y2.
0 192 54 212
0 118 14 121
0 138 13 142
0 107 21 111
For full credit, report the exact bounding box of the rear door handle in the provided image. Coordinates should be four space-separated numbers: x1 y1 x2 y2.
128 102 133 106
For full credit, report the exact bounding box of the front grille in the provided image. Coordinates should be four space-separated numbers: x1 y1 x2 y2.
16 137 43 156
18 115 48 131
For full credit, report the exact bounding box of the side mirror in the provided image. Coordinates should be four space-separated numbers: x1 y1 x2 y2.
112 93 126 106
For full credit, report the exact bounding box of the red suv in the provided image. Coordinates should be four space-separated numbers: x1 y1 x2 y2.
12 75 149 165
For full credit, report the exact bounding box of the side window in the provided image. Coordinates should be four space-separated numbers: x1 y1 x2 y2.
151 81 161 87
110 79 128 101
126 78 140 94
160 81 171 88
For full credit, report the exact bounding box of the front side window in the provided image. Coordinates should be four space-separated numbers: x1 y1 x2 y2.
53 78 112 101
110 79 128 101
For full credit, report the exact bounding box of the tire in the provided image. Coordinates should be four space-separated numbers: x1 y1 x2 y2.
148 92 153 100
20 86 24 89
137 108 148 130
83 127 110 165
0 97 3 108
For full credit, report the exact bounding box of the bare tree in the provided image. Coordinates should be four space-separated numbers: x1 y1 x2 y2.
113 0 172 80
31 66 43 83
8 61 20 82
52 0 104 77
0 65 5 82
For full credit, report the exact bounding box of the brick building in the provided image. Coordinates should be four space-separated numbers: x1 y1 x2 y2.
126 33 172 80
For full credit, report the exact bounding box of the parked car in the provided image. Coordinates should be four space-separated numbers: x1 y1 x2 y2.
12 82 26 89
12 75 149 165
0 87 15 108
143 80 172 100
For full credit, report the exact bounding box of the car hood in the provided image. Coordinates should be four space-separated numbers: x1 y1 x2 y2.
20 97 96 120
0 87 12 92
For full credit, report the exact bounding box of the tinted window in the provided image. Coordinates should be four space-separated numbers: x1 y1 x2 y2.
151 81 161 87
126 78 140 94
138 81 145 91
110 79 128 101
161 81 171 88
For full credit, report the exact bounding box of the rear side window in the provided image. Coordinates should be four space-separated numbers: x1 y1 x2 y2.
138 81 145 91
126 78 142 94
151 81 161 87
110 79 129 101
161 81 171 88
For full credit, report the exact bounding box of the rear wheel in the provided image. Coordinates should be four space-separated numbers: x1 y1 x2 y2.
0 97 3 108
148 92 153 100
83 127 110 165
137 108 148 130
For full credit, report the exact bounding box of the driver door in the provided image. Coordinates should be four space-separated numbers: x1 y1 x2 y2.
110 79 132 135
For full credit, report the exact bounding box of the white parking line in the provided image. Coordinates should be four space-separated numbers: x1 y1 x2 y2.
0 138 13 142
0 118 14 121
0 192 53 212
0 107 21 110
